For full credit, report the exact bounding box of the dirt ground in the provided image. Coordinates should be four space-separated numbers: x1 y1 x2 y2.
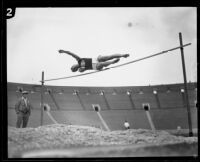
8 124 198 158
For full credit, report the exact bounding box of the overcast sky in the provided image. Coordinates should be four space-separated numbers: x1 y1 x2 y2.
7 7 197 87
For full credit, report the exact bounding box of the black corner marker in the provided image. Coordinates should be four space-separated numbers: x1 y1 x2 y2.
6 8 16 19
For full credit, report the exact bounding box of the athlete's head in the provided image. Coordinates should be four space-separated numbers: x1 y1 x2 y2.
71 64 80 72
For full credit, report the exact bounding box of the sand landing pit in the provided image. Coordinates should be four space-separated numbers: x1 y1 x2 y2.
8 124 198 158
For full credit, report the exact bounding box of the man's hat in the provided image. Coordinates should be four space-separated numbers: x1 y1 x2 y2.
22 91 29 94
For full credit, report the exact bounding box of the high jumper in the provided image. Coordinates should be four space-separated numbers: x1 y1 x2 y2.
42 43 191 82
58 50 130 72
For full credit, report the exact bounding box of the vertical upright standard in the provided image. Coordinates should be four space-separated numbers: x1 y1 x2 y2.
40 71 44 126
179 32 193 137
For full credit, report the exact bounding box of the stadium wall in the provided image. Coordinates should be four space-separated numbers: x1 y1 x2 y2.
7 82 197 130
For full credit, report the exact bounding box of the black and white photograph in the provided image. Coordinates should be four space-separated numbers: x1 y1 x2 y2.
5 6 197 159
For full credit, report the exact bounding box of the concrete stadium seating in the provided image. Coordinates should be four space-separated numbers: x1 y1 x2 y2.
131 93 158 109
78 93 108 110
52 93 82 110
7 91 20 108
188 89 197 107
7 82 197 130
157 92 184 109
104 93 133 110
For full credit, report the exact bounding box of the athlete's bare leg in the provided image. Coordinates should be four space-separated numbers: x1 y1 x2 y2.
97 58 120 70
71 64 80 72
98 54 129 62
58 50 81 61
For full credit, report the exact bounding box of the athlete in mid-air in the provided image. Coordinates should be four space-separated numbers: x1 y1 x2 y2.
58 50 130 73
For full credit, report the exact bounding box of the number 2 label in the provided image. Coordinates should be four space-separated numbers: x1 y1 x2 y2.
6 8 15 19
7 8 13 16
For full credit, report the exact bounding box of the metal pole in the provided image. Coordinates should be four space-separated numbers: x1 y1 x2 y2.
179 32 193 137
40 71 44 126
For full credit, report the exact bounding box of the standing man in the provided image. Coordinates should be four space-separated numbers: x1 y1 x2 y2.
15 91 33 128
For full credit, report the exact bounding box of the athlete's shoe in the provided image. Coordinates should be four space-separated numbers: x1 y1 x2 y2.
123 54 130 58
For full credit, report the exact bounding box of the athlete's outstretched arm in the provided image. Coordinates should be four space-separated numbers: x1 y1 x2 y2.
58 50 81 61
